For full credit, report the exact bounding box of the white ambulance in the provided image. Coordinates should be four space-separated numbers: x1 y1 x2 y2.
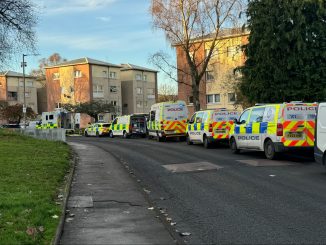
229 102 317 159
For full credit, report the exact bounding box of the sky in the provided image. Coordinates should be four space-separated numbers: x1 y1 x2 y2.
10 0 177 89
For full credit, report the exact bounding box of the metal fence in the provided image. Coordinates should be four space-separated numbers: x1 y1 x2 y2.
20 128 66 142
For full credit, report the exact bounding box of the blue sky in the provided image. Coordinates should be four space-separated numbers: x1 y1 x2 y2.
10 0 176 89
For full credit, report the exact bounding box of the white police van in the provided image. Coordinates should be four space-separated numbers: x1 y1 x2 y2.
314 102 326 167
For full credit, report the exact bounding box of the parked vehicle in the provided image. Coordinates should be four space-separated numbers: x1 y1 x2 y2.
229 102 317 159
147 101 188 141
0 124 20 128
186 109 240 148
314 102 326 166
84 123 111 137
109 114 147 138
41 109 80 129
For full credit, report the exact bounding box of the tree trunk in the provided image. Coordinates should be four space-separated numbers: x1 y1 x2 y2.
192 78 201 112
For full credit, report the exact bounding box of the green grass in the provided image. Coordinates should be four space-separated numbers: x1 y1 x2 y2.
0 130 71 245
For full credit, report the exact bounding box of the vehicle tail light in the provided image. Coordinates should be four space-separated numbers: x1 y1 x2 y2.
160 121 164 130
277 123 283 136
209 123 213 133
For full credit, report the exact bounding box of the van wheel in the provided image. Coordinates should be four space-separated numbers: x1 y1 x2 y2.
109 131 114 138
203 135 210 149
186 134 193 145
264 139 278 160
230 137 240 154
123 131 128 139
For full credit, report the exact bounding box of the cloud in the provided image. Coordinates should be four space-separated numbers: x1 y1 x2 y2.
96 16 111 22
34 0 117 15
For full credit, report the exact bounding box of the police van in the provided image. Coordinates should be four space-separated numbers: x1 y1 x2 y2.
186 109 240 148
147 101 188 141
229 102 317 159
314 102 326 167
109 114 147 138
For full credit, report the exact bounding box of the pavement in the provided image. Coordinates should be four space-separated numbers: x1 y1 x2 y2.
60 142 176 245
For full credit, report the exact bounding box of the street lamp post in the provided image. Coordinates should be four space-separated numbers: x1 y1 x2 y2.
21 53 39 128
21 54 27 128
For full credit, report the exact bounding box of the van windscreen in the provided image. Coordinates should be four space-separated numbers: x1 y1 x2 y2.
284 105 316 121
163 103 188 121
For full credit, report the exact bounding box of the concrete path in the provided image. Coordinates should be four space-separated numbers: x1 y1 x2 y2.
60 142 175 245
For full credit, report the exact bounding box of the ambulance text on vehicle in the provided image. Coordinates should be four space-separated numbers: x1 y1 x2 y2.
186 109 240 148
229 102 317 159
147 101 188 141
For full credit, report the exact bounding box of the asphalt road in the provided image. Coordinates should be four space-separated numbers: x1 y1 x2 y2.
68 136 326 244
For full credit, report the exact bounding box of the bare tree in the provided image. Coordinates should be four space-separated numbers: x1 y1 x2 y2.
0 0 38 68
158 83 178 102
30 53 67 79
150 0 244 111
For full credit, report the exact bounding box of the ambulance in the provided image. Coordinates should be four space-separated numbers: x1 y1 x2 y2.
147 101 188 141
229 102 317 159
314 102 326 167
186 109 240 148
109 114 147 138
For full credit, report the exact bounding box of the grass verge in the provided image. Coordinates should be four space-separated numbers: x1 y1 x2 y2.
0 129 71 245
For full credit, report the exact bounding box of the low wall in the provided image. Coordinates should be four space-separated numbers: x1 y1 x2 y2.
20 129 66 142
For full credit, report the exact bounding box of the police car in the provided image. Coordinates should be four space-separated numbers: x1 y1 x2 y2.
186 109 240 148
84 123 111 137
229 102 317 159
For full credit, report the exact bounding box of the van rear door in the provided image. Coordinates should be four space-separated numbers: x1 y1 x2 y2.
283 103 317 147
163 103 188 134
315 103 326 164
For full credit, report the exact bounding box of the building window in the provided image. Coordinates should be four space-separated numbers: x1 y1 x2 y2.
144 101 148 107
110 86 117 93
8 91 18 101
102 71 107 77
74 70 82 78
135 74 142 80
188 96 193 104
207 94 221 104
111 114 116 120
26 81 33 87
111 101 117 106
123 103 128 107
25 92 31 98
93 85 104 98
137 87 143 94
205 71 215 81
136 101 143 108
205 48 218 58
143 75 147 81
53 73 60 80
227 45 240 58
228 93 236 103
109 72 116 79
147 88 154 95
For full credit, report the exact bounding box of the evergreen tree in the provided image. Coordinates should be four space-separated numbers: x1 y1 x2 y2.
238 0 326 104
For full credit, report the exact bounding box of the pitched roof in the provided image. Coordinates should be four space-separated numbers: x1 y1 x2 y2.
45 57 121 68
120 63 158 73
0 71 35 78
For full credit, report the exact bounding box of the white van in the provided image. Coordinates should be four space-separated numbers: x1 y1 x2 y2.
147 101 188 141
314 102 326 166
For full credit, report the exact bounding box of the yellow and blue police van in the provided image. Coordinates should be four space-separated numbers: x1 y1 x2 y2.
186 109 240 148
229 102 317 159
109 114 147 138
84 123 111 137
147 101 188 141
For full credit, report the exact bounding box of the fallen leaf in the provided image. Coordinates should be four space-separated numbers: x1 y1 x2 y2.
147 207 154 210
26 227 37 236
170 222 177 226
180 232 191 236
38 226 44 232
52 215 59 219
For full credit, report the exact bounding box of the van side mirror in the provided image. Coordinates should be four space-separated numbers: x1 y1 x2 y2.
234 118 239 124
240 120 246 124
